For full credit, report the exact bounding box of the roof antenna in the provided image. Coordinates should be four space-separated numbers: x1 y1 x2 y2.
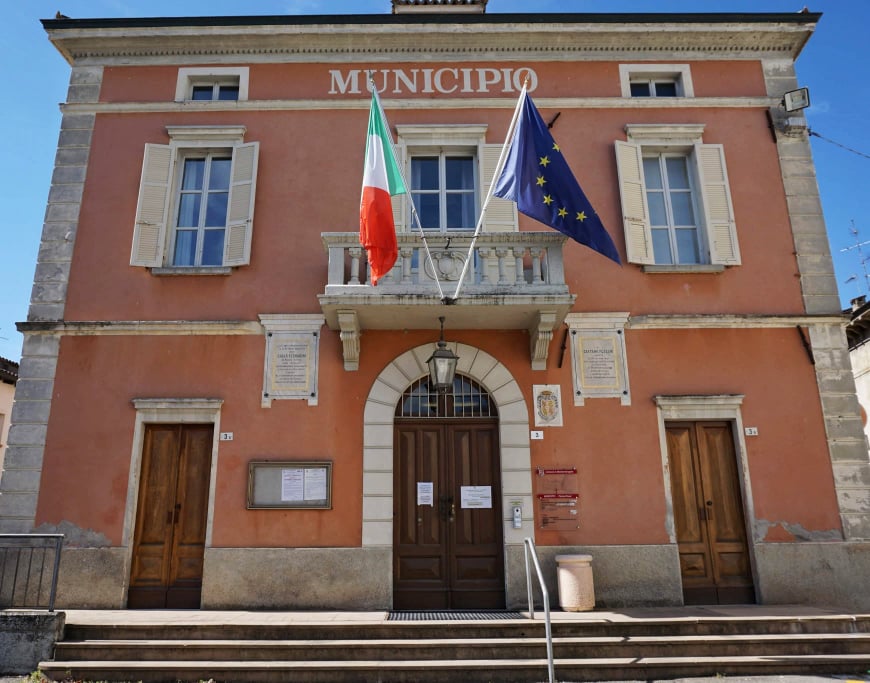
841 220 870 297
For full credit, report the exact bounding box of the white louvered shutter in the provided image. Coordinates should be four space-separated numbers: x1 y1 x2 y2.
480 144 518 232
696 143 741 266
223 142 259 267
130 144 173 267
614 140 654 265
390 141 407 232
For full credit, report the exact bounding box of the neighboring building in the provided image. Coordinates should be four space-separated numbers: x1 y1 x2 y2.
0 358 18 473
845 295 870 453
2 1 869 611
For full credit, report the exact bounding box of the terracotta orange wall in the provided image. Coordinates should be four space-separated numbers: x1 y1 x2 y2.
99 60 766 102
35 325 841 548
65 57 803 322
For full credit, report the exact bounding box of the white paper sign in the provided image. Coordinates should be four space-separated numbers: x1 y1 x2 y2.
281 467 328 502
417 482 434 506
304 468 328 501
460 485 492 509
281 469 304 502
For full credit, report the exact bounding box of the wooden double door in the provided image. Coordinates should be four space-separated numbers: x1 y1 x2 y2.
394 421 505 610
128 424 213 609
666 421 755 605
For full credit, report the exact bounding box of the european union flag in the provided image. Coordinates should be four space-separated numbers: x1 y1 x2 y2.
493 93 620 264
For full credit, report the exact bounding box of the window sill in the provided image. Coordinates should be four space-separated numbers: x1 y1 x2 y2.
151 266 232 276
642 264 725 274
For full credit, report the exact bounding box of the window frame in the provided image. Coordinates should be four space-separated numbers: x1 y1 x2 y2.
130 125 259 272
175 67 249 102
615 124 740 271
619 64 694 98
168 150 234 267
409 150 478 233
642 151 705 266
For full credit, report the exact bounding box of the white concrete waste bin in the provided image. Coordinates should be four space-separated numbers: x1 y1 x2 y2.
555 554 594 611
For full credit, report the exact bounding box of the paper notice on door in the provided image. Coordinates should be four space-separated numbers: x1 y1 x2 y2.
460 485 492 509
417 482 434 506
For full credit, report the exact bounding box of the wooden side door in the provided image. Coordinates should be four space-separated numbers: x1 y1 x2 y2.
667 421 755 605
393 422 504 609
129 423 213 609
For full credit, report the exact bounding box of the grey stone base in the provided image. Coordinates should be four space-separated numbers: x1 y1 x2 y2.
201 547 392 609
45 542 870 611
0 611 65 675
54 547 128 609
506 544 682 609
754 541 870 611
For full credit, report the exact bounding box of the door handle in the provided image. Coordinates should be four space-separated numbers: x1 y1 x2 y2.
172 503 181 525
438 495 456 522
699 500 713 521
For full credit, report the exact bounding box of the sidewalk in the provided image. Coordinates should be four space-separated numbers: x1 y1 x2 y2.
52 602 870 627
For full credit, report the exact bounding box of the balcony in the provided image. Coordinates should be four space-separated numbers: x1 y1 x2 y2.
318 231 576 370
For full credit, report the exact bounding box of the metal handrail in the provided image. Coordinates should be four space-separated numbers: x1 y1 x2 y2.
523 537 555 683
0 533 64 612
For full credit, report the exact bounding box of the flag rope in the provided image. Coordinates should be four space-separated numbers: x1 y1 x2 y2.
448 82 529 303
370 77 446 300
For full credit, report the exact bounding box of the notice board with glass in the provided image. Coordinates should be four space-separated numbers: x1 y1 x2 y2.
247 460 332 509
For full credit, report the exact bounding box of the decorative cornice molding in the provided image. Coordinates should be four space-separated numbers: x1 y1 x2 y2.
627 314 846 330
45 17 816 66
17 320 263 335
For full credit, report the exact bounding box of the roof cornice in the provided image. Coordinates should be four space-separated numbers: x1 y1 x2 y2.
42 12 820 66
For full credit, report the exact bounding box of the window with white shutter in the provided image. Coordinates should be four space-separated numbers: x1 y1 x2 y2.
615 124 739 270
130 126 259 271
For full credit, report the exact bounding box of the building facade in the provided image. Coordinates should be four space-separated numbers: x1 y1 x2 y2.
846 296 870 455
2 3 869 610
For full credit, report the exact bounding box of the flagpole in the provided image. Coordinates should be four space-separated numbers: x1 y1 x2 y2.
369 76 447 300
447 82 528 303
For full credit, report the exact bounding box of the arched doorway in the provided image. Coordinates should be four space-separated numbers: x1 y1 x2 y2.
361 342 532 610
393 374 504 609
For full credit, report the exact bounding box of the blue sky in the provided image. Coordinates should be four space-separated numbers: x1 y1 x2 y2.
1 0 868 362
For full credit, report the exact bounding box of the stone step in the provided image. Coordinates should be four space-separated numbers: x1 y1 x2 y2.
38 653 870 683
53 632 870 662
61 613 870 641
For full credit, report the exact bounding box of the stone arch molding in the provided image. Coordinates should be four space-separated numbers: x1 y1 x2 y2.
362 343 533 549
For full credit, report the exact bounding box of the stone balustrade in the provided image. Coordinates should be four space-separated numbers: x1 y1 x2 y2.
321 231 569 296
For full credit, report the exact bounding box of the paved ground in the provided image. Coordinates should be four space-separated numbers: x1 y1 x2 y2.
49 602 870 626
4 676 869 683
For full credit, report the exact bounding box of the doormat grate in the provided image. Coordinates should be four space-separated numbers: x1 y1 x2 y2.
388 611 524 621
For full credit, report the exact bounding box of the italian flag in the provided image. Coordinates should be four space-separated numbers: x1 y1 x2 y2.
360 90 406 285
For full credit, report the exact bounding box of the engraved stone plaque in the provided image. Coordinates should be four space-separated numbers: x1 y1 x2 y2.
260 314 325 407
